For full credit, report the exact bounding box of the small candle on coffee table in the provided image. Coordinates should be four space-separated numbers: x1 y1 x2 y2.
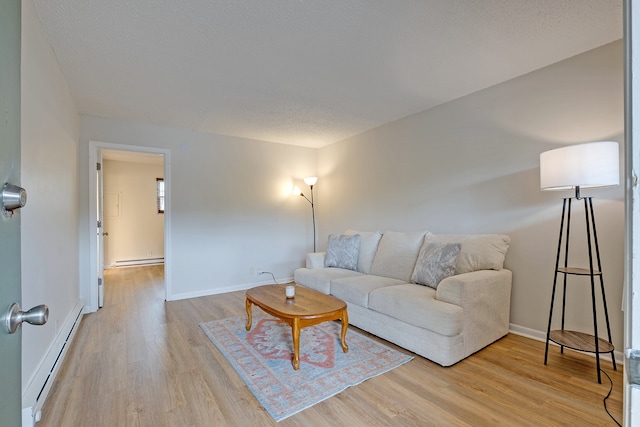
285 285 295 299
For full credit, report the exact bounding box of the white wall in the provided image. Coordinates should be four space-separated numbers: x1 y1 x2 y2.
103 159 164 266
20 0 80 392
79 117 318 302
77 42 625 350
318 41 625 350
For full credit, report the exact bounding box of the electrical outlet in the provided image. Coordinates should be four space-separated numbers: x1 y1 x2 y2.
257 268 264 275
249 267 256 275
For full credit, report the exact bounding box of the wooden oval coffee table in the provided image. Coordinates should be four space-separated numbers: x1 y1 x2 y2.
245 283 349 370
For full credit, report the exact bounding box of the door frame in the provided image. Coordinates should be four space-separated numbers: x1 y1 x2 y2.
96 148 104 308
87 141 171 312
625 0 640 424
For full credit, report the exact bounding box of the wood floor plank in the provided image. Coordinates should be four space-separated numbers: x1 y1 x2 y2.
37 266 623 426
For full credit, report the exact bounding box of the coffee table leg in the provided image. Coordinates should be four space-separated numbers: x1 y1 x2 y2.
340 309 349 353
245 299 252 331
292 318 300 370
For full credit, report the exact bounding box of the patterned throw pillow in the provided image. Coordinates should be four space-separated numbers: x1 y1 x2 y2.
324 234 361 271
411 241 461 289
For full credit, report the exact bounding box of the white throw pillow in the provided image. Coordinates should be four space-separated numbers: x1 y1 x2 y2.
369 231 428 282
426 234 510 274
411 241 461 289
344 230 382 274
324 234 361 271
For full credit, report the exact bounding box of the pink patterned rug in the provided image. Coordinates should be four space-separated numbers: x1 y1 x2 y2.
200 312 413 421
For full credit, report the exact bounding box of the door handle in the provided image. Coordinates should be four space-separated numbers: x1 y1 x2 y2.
3 303 49 334
2 183 27 211
103 231 109 236
2 183 27 217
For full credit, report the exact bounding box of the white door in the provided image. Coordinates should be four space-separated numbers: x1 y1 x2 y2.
0 1 23 424
97 150 105 308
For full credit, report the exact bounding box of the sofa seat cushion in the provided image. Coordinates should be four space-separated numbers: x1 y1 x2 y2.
294 267 363 294
368 284 463 336
330 275 406 308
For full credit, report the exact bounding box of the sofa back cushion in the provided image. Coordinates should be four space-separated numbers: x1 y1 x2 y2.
426 234 510 274
369 231 427 282
344 230 382 274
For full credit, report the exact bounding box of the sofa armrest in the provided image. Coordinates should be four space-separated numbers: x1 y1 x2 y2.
306 252 326 269
436 269 512 308
436 269 512 356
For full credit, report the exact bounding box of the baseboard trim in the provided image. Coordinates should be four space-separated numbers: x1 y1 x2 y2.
168 276 294 301
22 301 84 427
509 323 624 366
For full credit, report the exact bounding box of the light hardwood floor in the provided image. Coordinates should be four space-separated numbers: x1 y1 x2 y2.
38 266 623 426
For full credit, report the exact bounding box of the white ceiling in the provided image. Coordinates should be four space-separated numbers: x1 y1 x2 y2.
32 0 623 148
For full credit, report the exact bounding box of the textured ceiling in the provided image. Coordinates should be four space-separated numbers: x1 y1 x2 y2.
32 0 622 148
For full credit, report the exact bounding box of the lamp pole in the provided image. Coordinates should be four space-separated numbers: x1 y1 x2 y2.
309 184 316 252
298 185 316 252
297 177 318 252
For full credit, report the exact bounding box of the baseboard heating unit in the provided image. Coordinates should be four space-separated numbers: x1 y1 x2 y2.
22 301 84 427
114 257 164 267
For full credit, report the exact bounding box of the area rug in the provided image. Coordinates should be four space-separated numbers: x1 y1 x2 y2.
199 313 413 421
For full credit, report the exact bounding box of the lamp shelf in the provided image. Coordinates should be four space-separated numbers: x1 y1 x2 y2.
556 267 602 276
548 330 614 354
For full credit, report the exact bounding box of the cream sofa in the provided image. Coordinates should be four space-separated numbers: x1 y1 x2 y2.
293 230 512 366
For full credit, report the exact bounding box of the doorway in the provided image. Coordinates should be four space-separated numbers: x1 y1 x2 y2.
88 141 171 313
